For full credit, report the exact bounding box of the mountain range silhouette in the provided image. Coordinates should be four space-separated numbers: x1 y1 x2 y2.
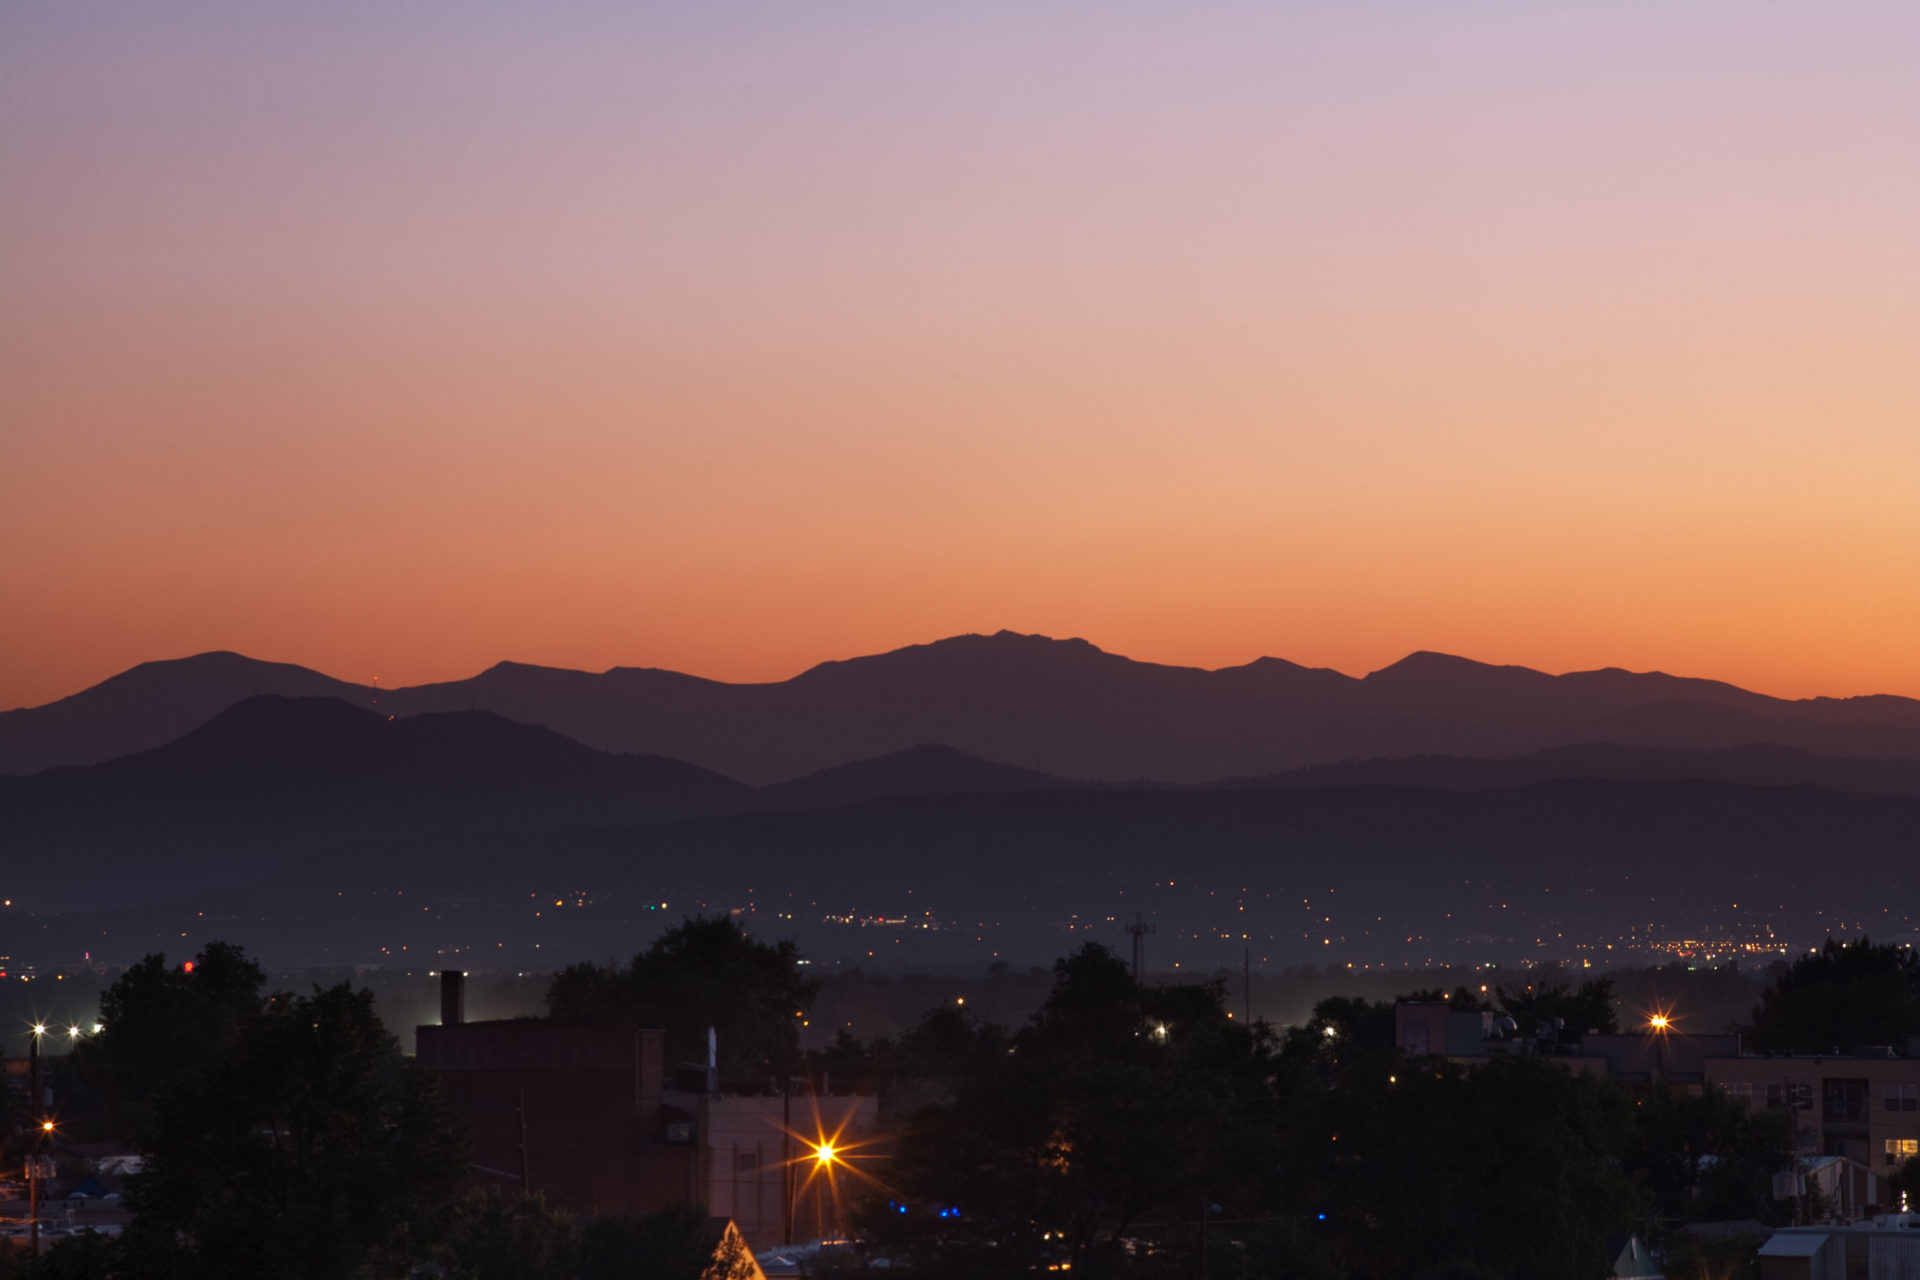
5 673 1920 967
5 631 1919 782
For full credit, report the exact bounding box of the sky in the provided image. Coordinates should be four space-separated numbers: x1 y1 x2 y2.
3 2 1917 710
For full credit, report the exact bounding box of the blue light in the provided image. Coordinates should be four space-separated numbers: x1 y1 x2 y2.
1317 1213 1327 1222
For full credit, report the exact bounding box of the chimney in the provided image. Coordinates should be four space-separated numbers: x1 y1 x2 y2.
441 970 465 1027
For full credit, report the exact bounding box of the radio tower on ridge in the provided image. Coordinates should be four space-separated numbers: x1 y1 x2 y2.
1126 912 1155 981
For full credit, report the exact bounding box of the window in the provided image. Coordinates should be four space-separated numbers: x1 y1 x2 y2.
1769 1082 1814 1112
735 1152 758 1173
1885 1139 1918 1166
1824 1078 1869 1123
1885 1084 1918 1112
1724 1082 1754 1106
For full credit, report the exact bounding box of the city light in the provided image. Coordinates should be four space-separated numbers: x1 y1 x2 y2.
814 1143 838 1167
1649 1014 1669 1031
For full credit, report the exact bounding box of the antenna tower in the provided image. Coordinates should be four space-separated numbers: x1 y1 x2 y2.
1126 912 1155 981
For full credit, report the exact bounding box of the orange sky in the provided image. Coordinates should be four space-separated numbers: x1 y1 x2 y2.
3 4 1916 710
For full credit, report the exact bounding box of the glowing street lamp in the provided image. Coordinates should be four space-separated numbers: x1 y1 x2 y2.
814 1143 838 1168
1648 1009 1675 1086
27 1026 49 1254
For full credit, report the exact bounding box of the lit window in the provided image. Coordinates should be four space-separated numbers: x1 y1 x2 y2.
1885 1139 1919 1166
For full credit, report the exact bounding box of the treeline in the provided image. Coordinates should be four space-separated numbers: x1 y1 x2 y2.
14 924 1920 1280
808 936 1920 1279
818 948 1784 1280
801 955 1772 1061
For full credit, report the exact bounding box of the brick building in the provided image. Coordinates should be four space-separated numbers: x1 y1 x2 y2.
415 972 879 1253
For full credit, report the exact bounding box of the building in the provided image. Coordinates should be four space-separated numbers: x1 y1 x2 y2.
1393 999 1742 1084
1757 1218 1920 1280
415 972 880 1254
1708 1055 1920 1169
1394 999 1920 1213
414 1015 690 1213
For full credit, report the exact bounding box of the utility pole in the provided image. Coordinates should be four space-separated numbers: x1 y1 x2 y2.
1200 1198 1221 1279
1244 948 1252 1025
1126 913 1155 981
517 1088 530 1192
28 1026 42 1257
782 1077 794 1247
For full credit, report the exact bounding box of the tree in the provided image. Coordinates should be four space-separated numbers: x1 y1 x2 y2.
434 1195 758 1280
69 941 265 1135
1284 995 1396 1057
1495 977 1619 1038
1748 937 1920 1053
546 916 821 1085
442 1188 580 1280
858 943 1284 1278
117 979 469 1279
1619 1087 1792 1227
1318 1055 1638 1280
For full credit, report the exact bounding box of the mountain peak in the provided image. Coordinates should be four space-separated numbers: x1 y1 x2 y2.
1366 651 1549 683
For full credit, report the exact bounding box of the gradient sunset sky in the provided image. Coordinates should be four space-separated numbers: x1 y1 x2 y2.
4 2 1916 710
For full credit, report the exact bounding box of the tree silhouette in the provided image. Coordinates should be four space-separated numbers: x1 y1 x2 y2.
546 915 820 1085
1748 937 1920 1053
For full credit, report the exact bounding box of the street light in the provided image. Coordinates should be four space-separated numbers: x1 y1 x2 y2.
28 1024 46 1254
1648 1009 1674 1087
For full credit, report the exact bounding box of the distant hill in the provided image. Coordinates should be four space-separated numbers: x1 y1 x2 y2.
759 743 1096 810
7 632 1920 783
1234 743 1920 798
0 652 374 775
8 691 1920 969
24 774 1920 973
0 696 751 912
